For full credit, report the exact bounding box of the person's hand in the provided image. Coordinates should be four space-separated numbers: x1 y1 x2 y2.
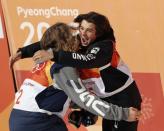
68 110 83 128
126 107 141 122
81 111 98 127
9 51 22 68
33 49 54 64
68 110 98 128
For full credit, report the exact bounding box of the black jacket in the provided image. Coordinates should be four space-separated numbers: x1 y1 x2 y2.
19 34 142 109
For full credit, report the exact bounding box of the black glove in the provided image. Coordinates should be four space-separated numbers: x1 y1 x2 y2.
68 110 98 128
81 110 98 127
68 110 83 128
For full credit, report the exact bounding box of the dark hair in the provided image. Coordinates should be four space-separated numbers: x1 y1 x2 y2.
40 22 79 52
74 11 115 42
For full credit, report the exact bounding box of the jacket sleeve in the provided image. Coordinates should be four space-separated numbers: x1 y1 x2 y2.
52 67 129 121
52 41 113 68
17 41 41 58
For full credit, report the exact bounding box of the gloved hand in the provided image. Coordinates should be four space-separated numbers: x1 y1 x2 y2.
68 110 83 128
81 111 98 127
68 110 98 128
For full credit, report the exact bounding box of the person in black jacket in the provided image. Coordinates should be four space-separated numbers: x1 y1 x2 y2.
10 12 142 131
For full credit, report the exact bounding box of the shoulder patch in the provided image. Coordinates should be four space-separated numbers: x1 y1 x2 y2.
90 47 100 54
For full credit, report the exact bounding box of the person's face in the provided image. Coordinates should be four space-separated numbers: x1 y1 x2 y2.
79 20 97 46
